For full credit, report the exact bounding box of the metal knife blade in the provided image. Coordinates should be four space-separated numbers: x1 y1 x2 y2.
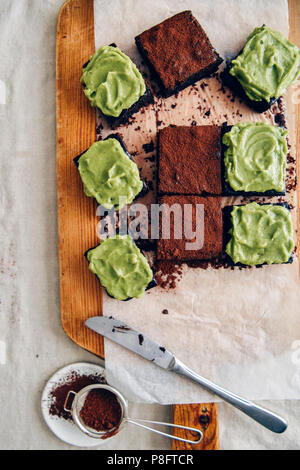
85 316 175 370
86 316 288 434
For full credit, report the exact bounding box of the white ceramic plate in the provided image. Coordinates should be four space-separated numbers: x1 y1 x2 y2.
41 361 110 448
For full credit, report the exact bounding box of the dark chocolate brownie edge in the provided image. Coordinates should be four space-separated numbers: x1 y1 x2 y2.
220 59 278 113
73 150 86 168
84 243 157 301
156 129 163 194
135 35 223 98
135 36 167 95
222 203 294 267
220 122 286 197
156 250 223 263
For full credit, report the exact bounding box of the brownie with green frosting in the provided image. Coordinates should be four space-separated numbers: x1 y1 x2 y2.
221 26 300 112
81 44 154 128
85 235 155 300
74 133 147 210
224 202 294 266
221 122 288 196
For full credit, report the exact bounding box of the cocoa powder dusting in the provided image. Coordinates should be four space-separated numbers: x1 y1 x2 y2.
49 371 106 421
79 389 122 432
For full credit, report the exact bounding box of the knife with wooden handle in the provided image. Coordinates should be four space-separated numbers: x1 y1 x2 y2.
86 316 287 434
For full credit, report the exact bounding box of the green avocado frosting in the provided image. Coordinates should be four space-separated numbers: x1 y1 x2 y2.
81 45 146 117
78 138 143 210
87 235 153 300
230 26 300 102
226 202 294 266
222 122 287 193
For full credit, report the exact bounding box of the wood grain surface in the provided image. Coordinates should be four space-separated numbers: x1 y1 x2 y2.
56 0 218 450
289 1 300 273
56 0 299 451
56 0 104 357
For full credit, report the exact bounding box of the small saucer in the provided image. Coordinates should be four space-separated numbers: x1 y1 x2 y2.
41 361 108 448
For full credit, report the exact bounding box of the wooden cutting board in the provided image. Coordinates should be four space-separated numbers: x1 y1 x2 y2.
56 0 218 450
56 0 299 450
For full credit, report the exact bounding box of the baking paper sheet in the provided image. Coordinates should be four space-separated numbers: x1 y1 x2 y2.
93 0 300 404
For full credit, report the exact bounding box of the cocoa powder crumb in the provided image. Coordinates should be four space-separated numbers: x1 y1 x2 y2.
142 140 155 153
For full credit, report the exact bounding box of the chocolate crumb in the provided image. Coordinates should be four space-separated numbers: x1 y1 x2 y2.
96 123 104 135
138 334 144 345
142 141 155 153
274 112 286 128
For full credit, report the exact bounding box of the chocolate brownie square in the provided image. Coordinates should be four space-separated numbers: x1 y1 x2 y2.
135 10 222 97
156 195 223 261
158 125 222 195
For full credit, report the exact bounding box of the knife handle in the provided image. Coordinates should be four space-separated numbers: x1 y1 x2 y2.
172 358 287 434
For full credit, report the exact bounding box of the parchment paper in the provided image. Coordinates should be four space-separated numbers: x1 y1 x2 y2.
93 0 300 404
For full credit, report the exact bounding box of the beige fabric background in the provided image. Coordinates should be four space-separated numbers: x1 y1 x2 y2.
0 0 299 449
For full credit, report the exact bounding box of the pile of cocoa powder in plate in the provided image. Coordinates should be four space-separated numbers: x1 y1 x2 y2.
49 371 106 421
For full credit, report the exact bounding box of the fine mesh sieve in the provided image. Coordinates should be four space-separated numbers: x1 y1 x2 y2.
64 383 203 444
64 384 127 439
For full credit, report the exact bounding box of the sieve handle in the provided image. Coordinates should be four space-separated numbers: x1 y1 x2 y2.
125 417 203 445
63 390 76 412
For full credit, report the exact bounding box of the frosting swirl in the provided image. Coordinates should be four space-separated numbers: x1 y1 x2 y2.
226 202 294 266
87 235 153 300
78 138 143 210
222 122 287 193
81 45 146 117
230 26 300 102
